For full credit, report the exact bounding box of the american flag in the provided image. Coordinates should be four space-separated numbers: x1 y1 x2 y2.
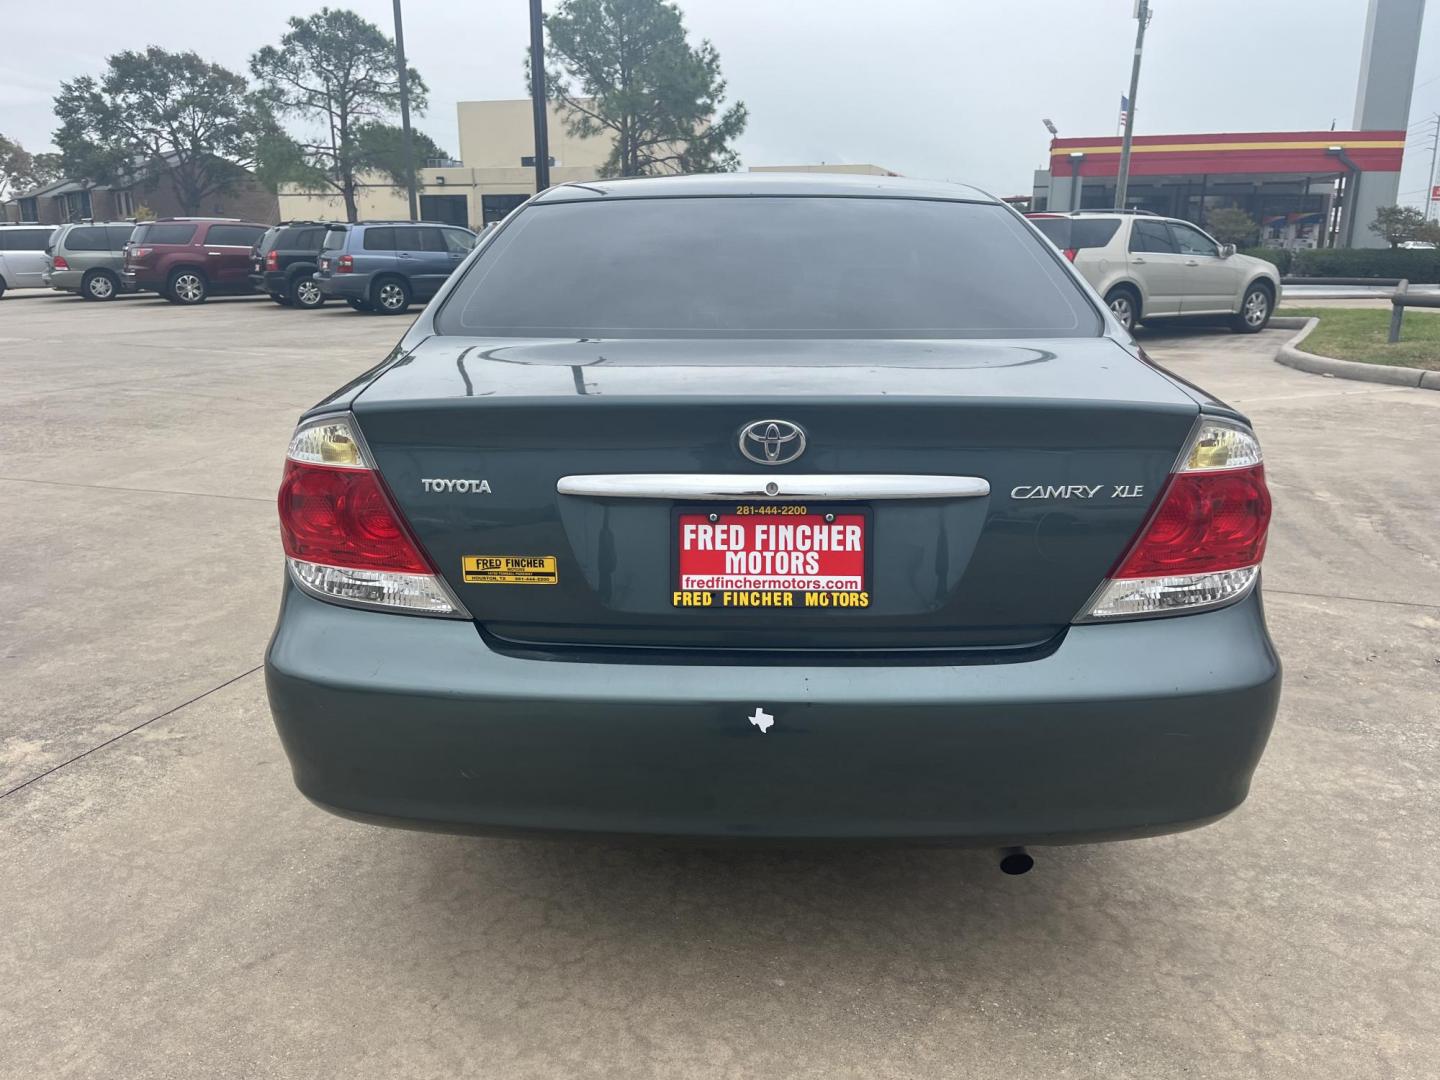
1119 95 1130 129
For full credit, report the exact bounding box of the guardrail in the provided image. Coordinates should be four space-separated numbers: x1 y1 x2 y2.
1282 276 1405 287
1388 279 1440 343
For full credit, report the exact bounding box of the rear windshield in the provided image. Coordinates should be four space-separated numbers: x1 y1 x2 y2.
131 223 196 246
322 227 348 251
1028 216 1121 251
436 197 1099 339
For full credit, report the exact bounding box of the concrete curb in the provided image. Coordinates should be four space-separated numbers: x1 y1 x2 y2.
1273 317 1440 391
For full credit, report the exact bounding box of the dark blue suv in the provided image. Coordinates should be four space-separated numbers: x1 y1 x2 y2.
316 221 477 314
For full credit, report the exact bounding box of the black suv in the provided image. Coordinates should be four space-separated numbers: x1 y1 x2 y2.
250 222 336 309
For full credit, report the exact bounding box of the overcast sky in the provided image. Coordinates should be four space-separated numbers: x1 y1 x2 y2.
3 0 1437 204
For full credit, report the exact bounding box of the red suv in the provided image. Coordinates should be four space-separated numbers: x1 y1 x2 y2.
122 218 269 304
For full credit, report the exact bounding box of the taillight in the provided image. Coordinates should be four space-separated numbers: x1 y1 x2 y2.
1062 248 1077 262
52 255 70 270
1080 418 1271 620
337 254 353 273
130 246 153 259
278 415 466 617
265 250 279 270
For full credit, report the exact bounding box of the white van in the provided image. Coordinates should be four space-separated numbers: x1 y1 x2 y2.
0 224 59 298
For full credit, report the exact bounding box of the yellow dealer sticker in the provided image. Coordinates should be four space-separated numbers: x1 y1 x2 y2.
462 555 558 585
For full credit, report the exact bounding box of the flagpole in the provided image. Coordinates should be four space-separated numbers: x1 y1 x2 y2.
1114 0 1150 209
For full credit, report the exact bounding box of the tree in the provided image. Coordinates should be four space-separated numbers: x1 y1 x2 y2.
538 0 748 177
1368 205 1429 248
0 135 64 201
1205 207 1259 248
355 122 449 191
53 48 287 214
252 8 428 222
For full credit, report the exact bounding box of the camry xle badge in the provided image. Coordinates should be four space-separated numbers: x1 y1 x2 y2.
1010 484 1146 500
748 707 774 733
739 420 806 465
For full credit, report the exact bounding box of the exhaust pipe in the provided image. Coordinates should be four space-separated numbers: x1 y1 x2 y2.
998 846 1034 875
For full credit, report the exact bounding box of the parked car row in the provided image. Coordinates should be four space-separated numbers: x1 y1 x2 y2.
0 217 479 315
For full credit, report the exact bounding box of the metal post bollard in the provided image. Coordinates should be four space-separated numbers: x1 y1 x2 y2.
1388 279 1409 344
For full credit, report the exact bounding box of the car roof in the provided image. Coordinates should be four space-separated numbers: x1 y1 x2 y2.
1028 209 1159 219
344 220 470 227
534 172 998 204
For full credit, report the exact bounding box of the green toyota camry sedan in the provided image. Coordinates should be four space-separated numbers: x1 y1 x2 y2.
265 173 1279 867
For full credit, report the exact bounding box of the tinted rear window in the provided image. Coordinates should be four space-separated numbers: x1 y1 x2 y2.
272 226 324 250
108 225 134 248
322 228 348 251
437 197 1099 339
1 229 53 251
1029 217 1121 250
206 224 265 246
362 227 397 251
63 226 112 251
132 223 196 245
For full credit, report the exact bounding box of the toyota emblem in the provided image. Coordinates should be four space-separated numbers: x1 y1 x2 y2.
739 420 806 466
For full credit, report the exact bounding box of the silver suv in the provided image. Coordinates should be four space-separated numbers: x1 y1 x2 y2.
0 223 58 299
1027 210 1281 334
45 221 136 300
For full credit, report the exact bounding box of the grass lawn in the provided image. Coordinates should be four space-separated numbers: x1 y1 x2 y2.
1277 307 1440 370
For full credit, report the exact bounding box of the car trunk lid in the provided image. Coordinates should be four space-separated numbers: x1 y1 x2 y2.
352 336 1197 653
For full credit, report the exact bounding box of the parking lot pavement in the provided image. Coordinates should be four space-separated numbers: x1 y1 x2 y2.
3 295 1437 1079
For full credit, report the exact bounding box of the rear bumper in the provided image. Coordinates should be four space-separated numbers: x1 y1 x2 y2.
120 269 157 292
47 268 133 292
266 582 1281 844
251 270 292 294
317 273 369 300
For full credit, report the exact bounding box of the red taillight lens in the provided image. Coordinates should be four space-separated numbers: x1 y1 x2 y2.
130 246 152 260
53 255 70 270
1082 418 1270 620
337 254 353 273
1062 248 1077 262
278 460 431 574
265 250 279 270
1114 465 1271 578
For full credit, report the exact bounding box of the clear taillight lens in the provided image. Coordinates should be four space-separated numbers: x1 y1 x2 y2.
1081 418 1271 621
278 415 466 617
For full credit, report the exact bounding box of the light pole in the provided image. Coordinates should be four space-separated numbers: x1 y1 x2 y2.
529 0 552 193
1114 0 1151 209
392 0 419 221
1425 114 1440 222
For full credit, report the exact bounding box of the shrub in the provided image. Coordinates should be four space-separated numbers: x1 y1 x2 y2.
1288 248 1440 283
1240 247 1292 275
1207 207 1259 247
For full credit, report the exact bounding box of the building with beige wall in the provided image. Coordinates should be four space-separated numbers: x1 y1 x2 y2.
277 99 610 228
276 98 901 227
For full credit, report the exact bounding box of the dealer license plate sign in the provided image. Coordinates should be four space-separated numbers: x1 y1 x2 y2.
673 505 871 610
